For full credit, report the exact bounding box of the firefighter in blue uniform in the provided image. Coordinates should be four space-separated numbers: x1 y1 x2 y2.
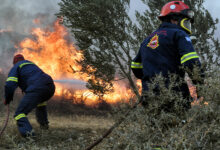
4 54 55 137
131 1 204 110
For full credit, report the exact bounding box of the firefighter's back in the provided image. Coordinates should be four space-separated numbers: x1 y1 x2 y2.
15 60 54 92
140 22 190 79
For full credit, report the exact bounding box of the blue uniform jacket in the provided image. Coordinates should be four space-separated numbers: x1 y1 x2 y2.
131 22 202 90
5 60 54 102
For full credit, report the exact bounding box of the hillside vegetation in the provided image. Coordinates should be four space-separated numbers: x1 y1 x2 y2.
0 73 219 150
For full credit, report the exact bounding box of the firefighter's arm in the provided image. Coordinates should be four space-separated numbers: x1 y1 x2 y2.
181 57 205 99
176 31 204 85
131 47 143 79
182 59 204 85
4 67 19 105
177 31 204 98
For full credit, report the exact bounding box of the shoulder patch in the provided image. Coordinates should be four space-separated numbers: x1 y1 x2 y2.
147 34 159 49
185 37 191 42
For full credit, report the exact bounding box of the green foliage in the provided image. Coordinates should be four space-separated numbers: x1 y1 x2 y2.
57 0 140 98
96 74 220 150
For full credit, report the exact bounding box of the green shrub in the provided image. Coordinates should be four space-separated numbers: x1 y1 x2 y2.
96 74 220 150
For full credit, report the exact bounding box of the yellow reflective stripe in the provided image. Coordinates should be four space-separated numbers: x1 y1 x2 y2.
181 52 197 60
132 62 141 65
131 62 143 69
181 56 199 64
19 62 34 68
37 101 47 107
14 113 26 120
181 52 199 64
6 77 18 82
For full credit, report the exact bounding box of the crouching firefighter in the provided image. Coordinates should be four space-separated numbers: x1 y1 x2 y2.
131 1 204 111
4 54 55 137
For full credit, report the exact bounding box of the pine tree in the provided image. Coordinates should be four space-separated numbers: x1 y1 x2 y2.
57 0 140 100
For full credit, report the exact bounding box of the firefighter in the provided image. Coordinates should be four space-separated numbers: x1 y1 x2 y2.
131 1 204 111
4 54 55 137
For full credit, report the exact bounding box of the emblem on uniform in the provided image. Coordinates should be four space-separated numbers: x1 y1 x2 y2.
185 37 191 42
147 34 159 49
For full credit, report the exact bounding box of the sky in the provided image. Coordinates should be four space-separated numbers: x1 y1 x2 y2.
0 0 219 34
204 0 220 37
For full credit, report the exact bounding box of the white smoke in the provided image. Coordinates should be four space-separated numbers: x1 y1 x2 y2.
0 0 61 34
54 79 87 90
0 0 61 74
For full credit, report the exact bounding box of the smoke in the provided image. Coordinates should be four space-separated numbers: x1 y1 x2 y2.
0 0 61 33
54 79 87 90
0 0 61 74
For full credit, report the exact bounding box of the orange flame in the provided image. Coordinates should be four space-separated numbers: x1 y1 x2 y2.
17 19 135 106
187 77 208 106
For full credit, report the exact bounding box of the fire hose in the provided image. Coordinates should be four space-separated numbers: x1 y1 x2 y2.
0 104 10 137
85 99 142 150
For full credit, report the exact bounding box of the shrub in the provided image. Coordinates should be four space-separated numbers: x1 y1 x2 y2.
96 74 220 150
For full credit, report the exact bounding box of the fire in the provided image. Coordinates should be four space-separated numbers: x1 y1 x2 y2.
187 77 208 106
16 19 204 107
17 19 135 106
18 20 85 80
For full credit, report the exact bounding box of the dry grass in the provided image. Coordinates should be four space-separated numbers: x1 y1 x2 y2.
0 101 114 150
49 114 113 130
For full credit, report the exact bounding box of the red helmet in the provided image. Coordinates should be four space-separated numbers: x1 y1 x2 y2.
13 54 25 65
158 1 194 20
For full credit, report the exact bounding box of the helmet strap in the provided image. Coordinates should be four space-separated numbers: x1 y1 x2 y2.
179 18 192 35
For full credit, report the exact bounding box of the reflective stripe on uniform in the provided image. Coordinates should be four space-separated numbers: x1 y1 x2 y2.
37 101 47 107
6 77 18 82
181 52 199 64
14 113 26 120
19 62 35 68
131 62 143 69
